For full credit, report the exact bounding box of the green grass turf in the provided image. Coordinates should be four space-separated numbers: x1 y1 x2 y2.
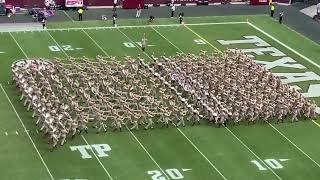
0 15 320 180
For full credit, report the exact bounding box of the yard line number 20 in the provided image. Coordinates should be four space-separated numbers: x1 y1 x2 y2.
148 168 184 180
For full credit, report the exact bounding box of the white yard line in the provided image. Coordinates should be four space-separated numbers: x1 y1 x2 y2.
268 123 320 168
177 128 227 180
126 127 170 180
247 21 320 168
63 10 75 22
183 25 222 53
151 27 183 53
84 27 169 179
9 32 29 58
81 135 113 180
81 30 110 57
45 31 70 58
34 33 114 180
118 28 227 180
247 22 320 69
151 29 282 179
226 128 282 180
0 84 54 180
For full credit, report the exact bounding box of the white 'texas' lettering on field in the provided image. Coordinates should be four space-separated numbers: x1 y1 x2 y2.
217 36 320 113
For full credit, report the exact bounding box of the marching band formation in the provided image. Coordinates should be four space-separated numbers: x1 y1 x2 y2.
12 50 317 151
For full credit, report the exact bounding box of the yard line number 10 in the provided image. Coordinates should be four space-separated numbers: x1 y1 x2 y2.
251 159 289 171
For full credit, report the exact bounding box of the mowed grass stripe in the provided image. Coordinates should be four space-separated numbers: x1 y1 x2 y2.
85 27 226 180
0 33 25 83
152 25 284 180
7 32 116 179
48 29 172 180
186 24 320 178
118 26 228 179
0 86 51 180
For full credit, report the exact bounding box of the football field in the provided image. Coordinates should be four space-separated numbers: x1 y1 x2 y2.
1 15 320 180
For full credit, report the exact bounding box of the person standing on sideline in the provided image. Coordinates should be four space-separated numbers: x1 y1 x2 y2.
78 7 83 21
179 12 184 24
42 18 47 30
270 3 275 17
112 12 117 27
279 11 284 24
136 4 141 18
171 4 176 18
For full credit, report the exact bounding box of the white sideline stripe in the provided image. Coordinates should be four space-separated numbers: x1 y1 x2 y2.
247 21 320 167
226 128 282 180
268 123 320 168
0 84 54 180
177 128 227 180
63 10 75 22
84 26 169 180
1 22 246 33
9 32 29 58
247 22 320 69
81 135 114 180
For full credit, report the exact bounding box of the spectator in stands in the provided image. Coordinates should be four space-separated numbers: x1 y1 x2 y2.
78 7 83 21
279 11 284 24
171 4 176 18
136 4 142 18
270 3 275 17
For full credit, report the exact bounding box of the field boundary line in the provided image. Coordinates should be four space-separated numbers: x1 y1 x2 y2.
9 32 29 58
246 22 320 69
0 84 54 180
268 123 320 168
2 22 246 33
63 10 75 22
266 16 320 48
81 135 114 180
155 24 283 179
85 28 170 180
247 21 320 146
